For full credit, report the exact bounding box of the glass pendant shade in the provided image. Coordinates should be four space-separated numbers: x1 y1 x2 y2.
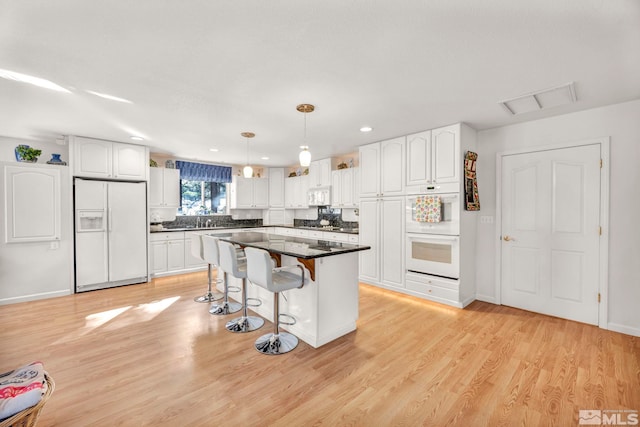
243 165 253 178
299 147 311 167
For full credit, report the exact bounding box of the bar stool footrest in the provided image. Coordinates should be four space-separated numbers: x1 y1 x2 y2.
278 313 296 326
246 297 262 308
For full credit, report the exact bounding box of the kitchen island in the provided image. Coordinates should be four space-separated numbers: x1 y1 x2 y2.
215 232 370 348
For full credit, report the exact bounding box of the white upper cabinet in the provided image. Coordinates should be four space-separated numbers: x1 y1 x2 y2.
72 136 148 180
405 124 461 192
308 158 332 187
406 130 432 186
359 137 405 198
380 137 405 195
431 124 460 184
359 143 381 198
331 167 357 208
268 168 285 208
284 175 309 209
113 144 148 180
149 168 180 208
4 165 61 243
230 176 269 209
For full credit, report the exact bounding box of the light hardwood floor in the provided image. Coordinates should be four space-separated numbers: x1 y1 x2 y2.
1 272 638 426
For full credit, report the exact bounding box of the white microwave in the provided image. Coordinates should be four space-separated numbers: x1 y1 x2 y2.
406 193 460 235
308 186 331 206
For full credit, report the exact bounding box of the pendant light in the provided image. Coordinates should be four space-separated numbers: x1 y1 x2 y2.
297 103 314 167
241 132 254 178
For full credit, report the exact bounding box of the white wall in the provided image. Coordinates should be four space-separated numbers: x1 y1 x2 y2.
475 99 640 336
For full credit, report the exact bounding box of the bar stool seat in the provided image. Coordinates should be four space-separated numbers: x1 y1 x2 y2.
190 233 223 303
202 235 241 315
244 247 305 355
218 240 264 333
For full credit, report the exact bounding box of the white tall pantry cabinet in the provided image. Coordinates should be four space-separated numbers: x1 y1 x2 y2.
359 123 478 308
358 138 405 289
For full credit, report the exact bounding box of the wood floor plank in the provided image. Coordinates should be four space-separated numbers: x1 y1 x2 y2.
1 272 638 426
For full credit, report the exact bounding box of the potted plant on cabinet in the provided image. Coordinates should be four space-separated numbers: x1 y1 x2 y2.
14 145 42 162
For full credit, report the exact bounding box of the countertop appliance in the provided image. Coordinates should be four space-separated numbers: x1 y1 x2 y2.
74 178 148 292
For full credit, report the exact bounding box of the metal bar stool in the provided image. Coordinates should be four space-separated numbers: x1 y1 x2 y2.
202 235 241 315
190 233 224 303
244 247 305 355
218 240 265 333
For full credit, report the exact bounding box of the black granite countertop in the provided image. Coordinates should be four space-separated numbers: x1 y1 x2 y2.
150 225 359 234
215 232 369 260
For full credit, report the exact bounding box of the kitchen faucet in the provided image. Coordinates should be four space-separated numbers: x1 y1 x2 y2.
206 219 212 227
196 217 201 228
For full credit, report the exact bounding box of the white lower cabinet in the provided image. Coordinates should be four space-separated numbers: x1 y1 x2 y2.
150 231 206 277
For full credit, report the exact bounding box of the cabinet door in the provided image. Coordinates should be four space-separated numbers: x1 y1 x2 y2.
233 177 254 208
331 170 342 207
253 178 269 208
151 241 168 273
432 124 460 184
284 178 295 208
149 168 164 206
4 166 61 243
406 130 432 186
381 197 405 288
380 137 405 196
358 198 379 283
167 239 185 271
341 169 354 207
113 143 147 180
162 168 181 208
308 162 319 187
184 235 206 268
318 159 332 187
74 138 112 178
298 176 309 208
269 168 285 208
359 143 380 197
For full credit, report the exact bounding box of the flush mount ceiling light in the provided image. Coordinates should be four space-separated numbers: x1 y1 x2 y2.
297 103 315 167
241 132 255 178
130 136 144 141
261 156 269 160
499 82 577 115
86 90 132 104
360 126 373 132
0 68 71 93
209 148 219 152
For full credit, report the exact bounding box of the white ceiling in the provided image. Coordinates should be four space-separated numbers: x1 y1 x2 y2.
1 0 639 167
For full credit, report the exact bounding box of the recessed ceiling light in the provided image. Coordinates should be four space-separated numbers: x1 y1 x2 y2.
209 148 219 152
130 136 144 141
360 126 373 132
261 156 269 160
86 90 133 104
0 68 71 93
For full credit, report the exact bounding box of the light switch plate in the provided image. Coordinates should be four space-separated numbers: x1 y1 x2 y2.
480 216 494 224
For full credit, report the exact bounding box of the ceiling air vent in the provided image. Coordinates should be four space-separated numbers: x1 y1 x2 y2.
499 82 577 115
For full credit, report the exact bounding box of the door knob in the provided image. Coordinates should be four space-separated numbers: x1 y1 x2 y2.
503 235 514 241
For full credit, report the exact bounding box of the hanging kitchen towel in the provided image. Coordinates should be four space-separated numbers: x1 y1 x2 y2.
415 195 441 223
464 151 480 211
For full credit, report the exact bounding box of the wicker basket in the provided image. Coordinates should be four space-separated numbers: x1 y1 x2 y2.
0 375 54 427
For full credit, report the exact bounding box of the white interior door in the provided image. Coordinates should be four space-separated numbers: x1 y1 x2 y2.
501 144 601 325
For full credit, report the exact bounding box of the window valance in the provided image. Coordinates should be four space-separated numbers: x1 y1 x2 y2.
175 161 232 183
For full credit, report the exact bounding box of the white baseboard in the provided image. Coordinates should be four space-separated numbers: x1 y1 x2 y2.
0 289 70 306
475 294 498 304
607 322 640 338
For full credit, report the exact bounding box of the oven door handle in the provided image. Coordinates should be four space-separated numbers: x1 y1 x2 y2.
407 233 458 242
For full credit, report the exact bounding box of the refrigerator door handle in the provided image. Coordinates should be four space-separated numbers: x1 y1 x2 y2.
108 208 112 232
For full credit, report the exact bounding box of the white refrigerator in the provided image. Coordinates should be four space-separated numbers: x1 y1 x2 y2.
74 178 148 292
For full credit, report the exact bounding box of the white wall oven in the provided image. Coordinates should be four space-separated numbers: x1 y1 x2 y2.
406 233 460 279
406 193 459 235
